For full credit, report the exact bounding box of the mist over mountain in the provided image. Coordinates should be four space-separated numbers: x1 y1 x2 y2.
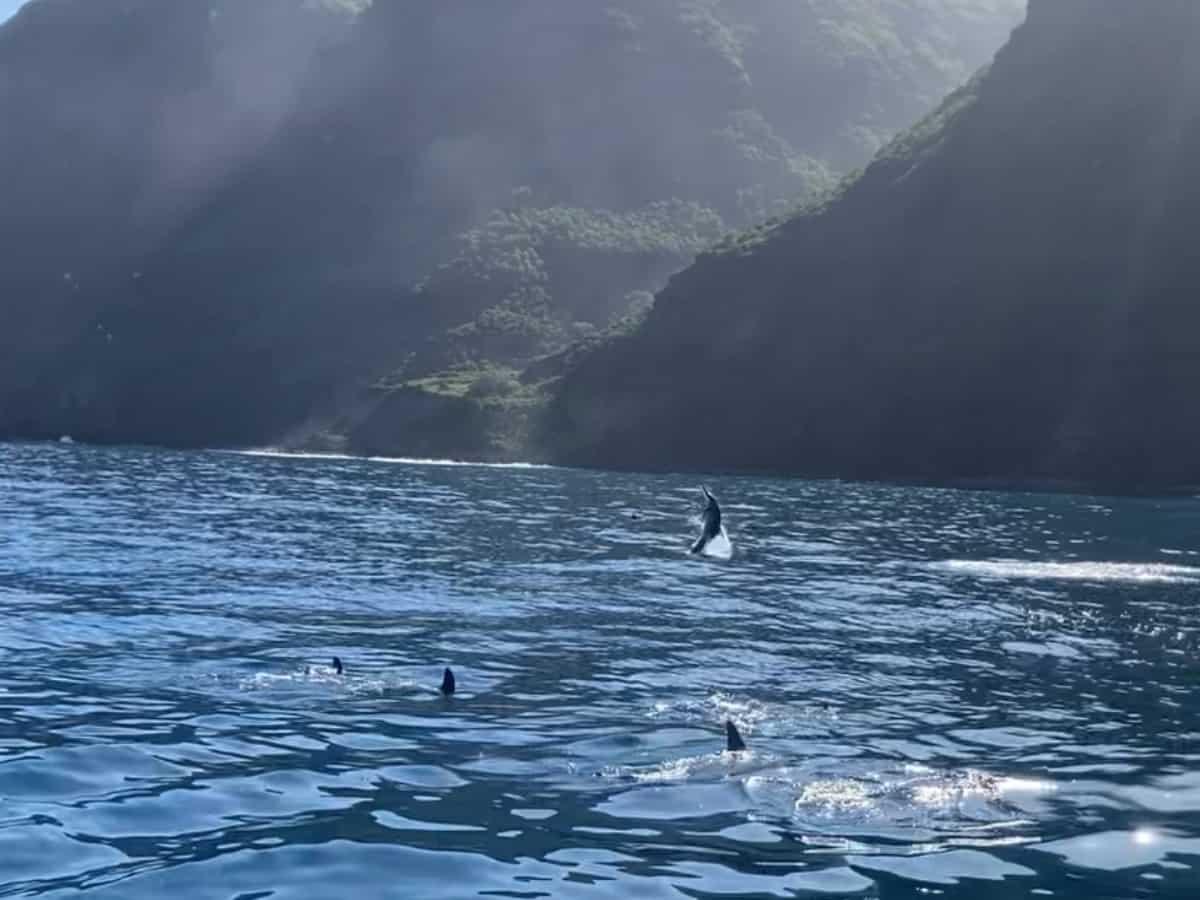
547 0 1200 490
0 0 1022 451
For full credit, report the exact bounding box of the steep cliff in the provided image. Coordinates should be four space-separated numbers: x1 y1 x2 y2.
0 0 1022 448
547 0 1200 490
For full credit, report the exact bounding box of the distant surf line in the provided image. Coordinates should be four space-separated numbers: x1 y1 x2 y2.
224 448 555 471
936 559 1200 584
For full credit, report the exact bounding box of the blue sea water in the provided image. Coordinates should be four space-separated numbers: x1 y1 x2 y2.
0 442 1198 898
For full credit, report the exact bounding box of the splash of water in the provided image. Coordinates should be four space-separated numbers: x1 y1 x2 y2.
702 526 734 560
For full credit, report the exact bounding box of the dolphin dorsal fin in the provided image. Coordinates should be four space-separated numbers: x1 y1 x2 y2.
332 656 344 676
441 667 456 696
725 720 747 752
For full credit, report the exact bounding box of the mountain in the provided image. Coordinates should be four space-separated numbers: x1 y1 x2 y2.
0 0 364 444
0 0 1022 450
545 0 1200 490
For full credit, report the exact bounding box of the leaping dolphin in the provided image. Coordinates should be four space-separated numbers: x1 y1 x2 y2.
690 486 722 555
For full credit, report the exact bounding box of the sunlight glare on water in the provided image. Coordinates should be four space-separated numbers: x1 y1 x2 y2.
0 442 1198 898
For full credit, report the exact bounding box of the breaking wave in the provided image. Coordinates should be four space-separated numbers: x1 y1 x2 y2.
226 448 553 470
937 559 1200 584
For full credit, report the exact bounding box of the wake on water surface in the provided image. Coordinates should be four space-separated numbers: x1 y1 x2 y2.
590 689 1056 850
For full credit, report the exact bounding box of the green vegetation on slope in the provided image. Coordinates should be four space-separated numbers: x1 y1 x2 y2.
0 0 1024 451
546 0 1200 490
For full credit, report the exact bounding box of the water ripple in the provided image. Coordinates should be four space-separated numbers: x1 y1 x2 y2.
0 442 1197 897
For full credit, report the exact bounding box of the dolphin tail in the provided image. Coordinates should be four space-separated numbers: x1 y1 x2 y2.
725 720 747 753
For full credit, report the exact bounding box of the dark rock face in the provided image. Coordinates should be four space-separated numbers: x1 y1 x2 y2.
547 0 1200 490
0 0 1021 449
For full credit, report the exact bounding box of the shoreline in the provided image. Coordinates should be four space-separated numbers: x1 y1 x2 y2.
8 435 1199 500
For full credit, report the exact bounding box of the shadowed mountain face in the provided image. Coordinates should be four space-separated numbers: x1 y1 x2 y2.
546 0 1200 491
0 0 361 443
0 0 1022 448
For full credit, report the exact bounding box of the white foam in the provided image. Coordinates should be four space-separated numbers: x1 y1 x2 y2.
706 692 768 728
224 449 553 470
938 559 1200 585
233 667 396 696
773 765 1052 830
621 750 761 784
650 692 771 732
702 527 734 561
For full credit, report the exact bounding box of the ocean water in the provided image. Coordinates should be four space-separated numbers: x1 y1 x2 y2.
0 442 1198 899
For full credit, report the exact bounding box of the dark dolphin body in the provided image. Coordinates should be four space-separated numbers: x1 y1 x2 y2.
690 486 722 555
725 720 747 752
